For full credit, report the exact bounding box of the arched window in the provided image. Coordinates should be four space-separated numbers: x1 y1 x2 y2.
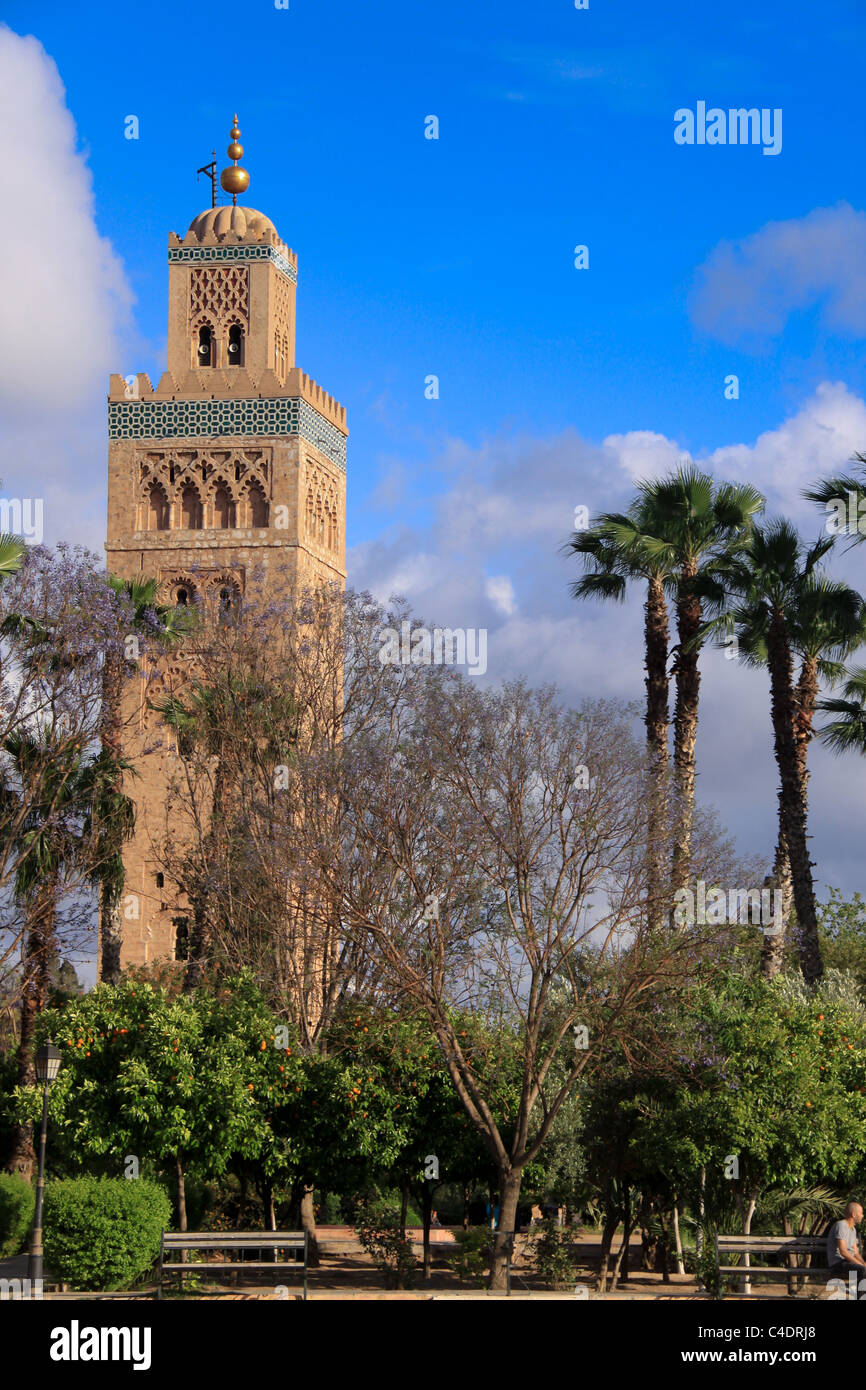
174 581 196 607
147 483 169 531
227 324 244 367
181 486 202 530
217 583 239 627
213 486 235 529
249 483 268 528
197 325 214 368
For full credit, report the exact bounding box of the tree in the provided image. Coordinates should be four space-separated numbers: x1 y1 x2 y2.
707 573 866 978
605 468 763 896
708 522 862 984
567 513 673 931
818 666 866 756
804 453 866 546
318 664 705 1290
3 729 94 1175
15 974 305 1230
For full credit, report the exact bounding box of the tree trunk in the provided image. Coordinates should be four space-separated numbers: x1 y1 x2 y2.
300 1185 320 1267
489 1168 521 1292
462 1182 471 1230
673 1197 685 1277
671 563 701 896
761 822 792 979
100 887 124 987
658 1209 671 1283
695 1167 706 1290
176 1155 188 1233
644 572 670 930
399 1181 409 1241
737 1188 758 1297
421 1184 433 1283
598 1212 619 1294
6 886 57 1178
99 650 126 985
610 1198 638 1292
766 617 822 984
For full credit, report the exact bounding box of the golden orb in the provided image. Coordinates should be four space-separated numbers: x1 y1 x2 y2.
227 140 244 160
221 166 250 196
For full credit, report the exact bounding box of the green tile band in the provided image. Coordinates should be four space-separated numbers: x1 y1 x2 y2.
109 397 346 471
168 244 298 284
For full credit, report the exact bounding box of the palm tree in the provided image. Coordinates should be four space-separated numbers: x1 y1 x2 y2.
603 468 764 895
817 667 866 755
0 533 26 580
99 576 189 983
567 518 673 930
706 522 860 984
2 729 90 1176
803 453 866 545
710 574 866 977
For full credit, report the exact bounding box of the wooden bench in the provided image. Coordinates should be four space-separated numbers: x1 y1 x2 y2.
158 1230 308 1300
716 1234 833 1295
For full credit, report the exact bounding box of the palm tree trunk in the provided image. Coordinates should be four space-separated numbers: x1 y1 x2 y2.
671 563 701 896
766 617 823 984
99 651 126 983
644 573 670 929
6 880 58 1176
761 822 792 980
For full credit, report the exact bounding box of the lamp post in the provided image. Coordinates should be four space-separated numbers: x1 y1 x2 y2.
28 1040 61 1284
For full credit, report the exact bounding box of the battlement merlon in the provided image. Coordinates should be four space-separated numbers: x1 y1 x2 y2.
108 371 347 435
168 227 298 273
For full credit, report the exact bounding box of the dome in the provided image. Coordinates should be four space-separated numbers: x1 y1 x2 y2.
187 205 277 243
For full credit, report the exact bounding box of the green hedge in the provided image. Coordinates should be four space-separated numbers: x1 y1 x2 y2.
0 1174 35 1258
43 1178 171 1291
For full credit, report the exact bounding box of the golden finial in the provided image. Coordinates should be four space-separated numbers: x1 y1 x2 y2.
220 113 250 205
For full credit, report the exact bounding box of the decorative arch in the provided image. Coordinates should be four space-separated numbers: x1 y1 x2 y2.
212 483 236 529
207 572 242 627
146 481 169 532
192 315 217 369
247 480 269 528
180 484 203 530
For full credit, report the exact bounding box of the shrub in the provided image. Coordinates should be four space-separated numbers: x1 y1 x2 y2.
355 1194 417 1289
0 1173 35 1258
451 1226 491 1286
526 1218 580 1288
43 1177 171 1291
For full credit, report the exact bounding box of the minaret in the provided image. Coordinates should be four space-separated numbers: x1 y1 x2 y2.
105 116 348 969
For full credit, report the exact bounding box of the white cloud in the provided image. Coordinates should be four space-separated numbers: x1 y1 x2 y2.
485 574 517 617
0 26 132 414
0 26 134 555
348 392 866 896
602 429 689 483
709 380 866 521
690 202 866 346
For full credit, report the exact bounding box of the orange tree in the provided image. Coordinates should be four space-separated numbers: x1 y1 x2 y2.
593 969 866 1288
14 972 304 1228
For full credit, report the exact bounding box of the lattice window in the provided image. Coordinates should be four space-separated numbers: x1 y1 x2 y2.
189 266 249 324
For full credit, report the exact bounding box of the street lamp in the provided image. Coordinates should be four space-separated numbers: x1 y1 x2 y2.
28 1040 61 1284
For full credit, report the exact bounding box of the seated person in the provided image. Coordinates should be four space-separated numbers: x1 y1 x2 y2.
827 1201 866 1281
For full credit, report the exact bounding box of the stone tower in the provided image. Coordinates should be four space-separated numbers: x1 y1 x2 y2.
105 117 347 970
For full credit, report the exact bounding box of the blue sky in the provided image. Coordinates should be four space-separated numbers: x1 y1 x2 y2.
2 0 866 906
6 0 866 537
